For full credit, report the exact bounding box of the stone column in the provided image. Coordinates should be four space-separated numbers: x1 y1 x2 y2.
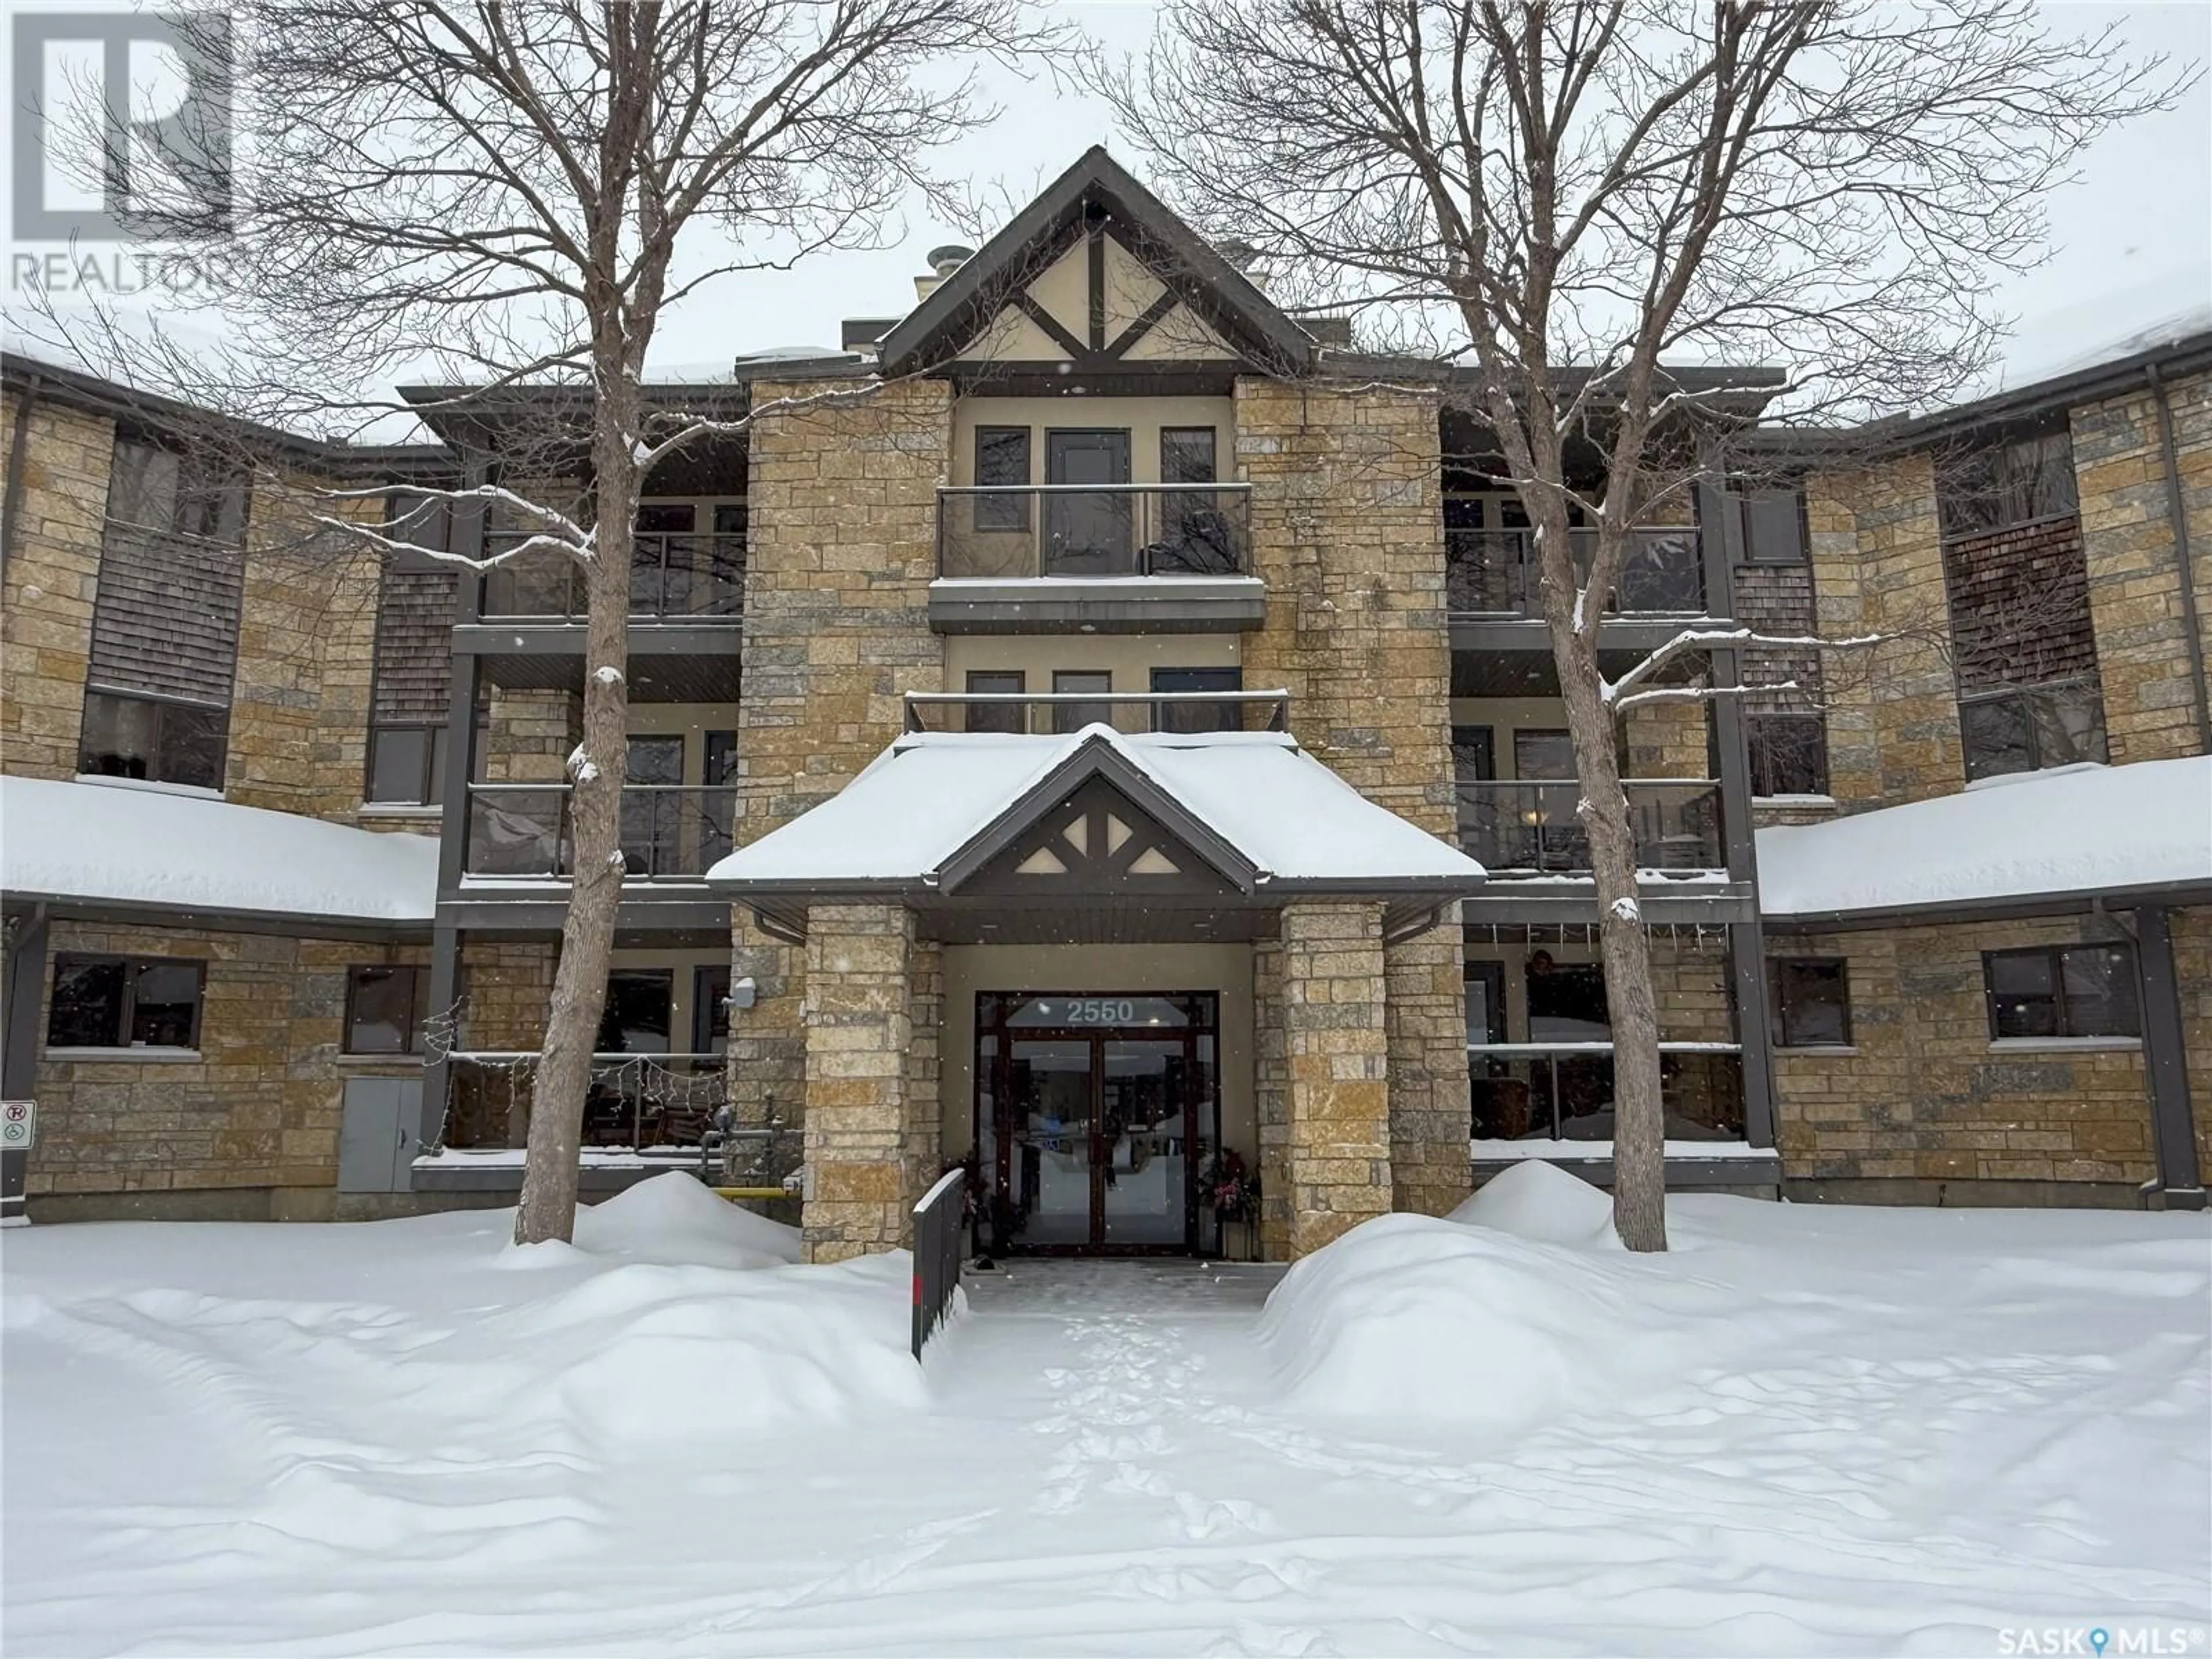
1385 922 1471 1217
1281 900 1392 1257
1253 934 1290 1261
801 903 915 1263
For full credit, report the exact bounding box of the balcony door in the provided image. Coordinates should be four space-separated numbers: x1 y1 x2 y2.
620 735 684 875
1044 429 1132 575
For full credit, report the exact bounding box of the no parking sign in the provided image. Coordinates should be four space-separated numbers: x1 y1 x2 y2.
2 1101 35 1150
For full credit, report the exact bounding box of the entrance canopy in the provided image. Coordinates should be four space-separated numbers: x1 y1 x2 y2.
706 726 1485 945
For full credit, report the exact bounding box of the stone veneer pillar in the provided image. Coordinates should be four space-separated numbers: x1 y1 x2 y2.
1234 377 1469 1221
801 903 916 1263
1281 900 1393 1257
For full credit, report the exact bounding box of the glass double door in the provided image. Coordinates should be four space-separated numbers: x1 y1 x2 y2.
979 993 1217 1253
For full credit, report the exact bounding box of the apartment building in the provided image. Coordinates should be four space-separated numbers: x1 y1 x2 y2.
3 149 2206 1249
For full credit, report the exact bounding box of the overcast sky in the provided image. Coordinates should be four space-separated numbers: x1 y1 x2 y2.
647 1 2212 394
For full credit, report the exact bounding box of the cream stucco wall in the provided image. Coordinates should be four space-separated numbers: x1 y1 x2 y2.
937 942 1257 1171
949 396 1238 487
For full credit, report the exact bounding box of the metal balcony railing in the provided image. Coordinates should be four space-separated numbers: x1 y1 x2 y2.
479 532 746 620
1456 779 1724 873
1467 1043 1745 1142
1444 523 1705 617
937 484 1252 579
903 688 1290 736
464 783 737 878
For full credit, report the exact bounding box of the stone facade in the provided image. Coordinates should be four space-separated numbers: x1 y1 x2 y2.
1236 377 1469 1215
1252 935 1290 1261
801 903 917 1263
224 477 384 822
2 394 113 779
2171 905 2212 1188
2070 369 2212 763
1804 457 1965 810
483 689 581 783
1279 901 1393 1257
1769 918 2157 1197
728 380 949 1140
27 922 423 1216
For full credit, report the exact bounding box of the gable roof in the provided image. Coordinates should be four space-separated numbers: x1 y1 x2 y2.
876 147 1317 377
705 726 1486 935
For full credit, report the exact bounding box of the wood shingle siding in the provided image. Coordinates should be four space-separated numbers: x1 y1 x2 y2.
370 565 456 723
85 524 247 706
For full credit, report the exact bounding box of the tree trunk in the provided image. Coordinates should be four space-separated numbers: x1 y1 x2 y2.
514 393 638 1247
1551 562 1670 1253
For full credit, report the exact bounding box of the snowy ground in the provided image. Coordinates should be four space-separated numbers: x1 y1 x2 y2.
5 1169 2208 1657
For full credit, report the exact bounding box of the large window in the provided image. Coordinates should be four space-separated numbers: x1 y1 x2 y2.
974 426 1031 531
78 689 228 790
1937 430 2079 542
47 955 205 1051
107 438 248 543
1748 712 1830 798
346 966 429 1055
1768 959 1851 1048
1150 666 1243 733
1959 679 2107 782
1984 945 2138 1040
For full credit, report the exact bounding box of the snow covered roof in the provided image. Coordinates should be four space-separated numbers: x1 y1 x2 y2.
1756 758 2212 922
707 726 1486 896
2 775 440 929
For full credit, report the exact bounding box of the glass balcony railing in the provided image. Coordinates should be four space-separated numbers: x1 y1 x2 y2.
1445 524 1705 617
1468 1045 1745 1142
464 783 736 879
938 484 1251 579
479 532 745 620
1456 779 1724 872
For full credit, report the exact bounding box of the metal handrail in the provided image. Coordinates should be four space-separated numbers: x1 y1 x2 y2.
463 781 737 879
938 482 1254 495
1456 777 1724 872
1444 521 1706 617
937 482 1252 579
1466 1040 1743 1054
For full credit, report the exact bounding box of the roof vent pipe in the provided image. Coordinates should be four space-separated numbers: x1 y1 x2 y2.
915 243 976 303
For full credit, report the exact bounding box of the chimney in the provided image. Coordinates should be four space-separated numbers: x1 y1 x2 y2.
915 243 975 304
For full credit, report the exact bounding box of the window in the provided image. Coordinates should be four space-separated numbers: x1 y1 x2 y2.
1513 729 1575 780
1052 670 1113 734
1740 488 1808 563
974 427 1031 531
1748 713 1830 797
597 970 674 1054
1959 679 2107 782
1937 430 2079 541
47 955 204 1050
694 965 731 1055
78 689 228 789
107 438 247 543
1151 666 1243 733
703 730 738 786
1450 725 1495 782
1160 427 1218 486
1984 945 2138 1040
1768 959 1851 1048
366 723 449 805
965 669 1027 734
346 966 428 1055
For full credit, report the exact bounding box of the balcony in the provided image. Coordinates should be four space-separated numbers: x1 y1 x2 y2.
931 485 1263 634
479 532 747 621
444 1053 731 1152
1445 525 1707 622
1469 1044 1745 1143
1457 779 1724 873
902 688 1290 735
463 783 736 880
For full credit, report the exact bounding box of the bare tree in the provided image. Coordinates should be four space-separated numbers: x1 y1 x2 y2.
31 0 1068 1244
1105 0 2182 1248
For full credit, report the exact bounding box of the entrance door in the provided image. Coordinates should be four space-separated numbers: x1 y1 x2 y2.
1044 430 1133 575
979 992 1217 1254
